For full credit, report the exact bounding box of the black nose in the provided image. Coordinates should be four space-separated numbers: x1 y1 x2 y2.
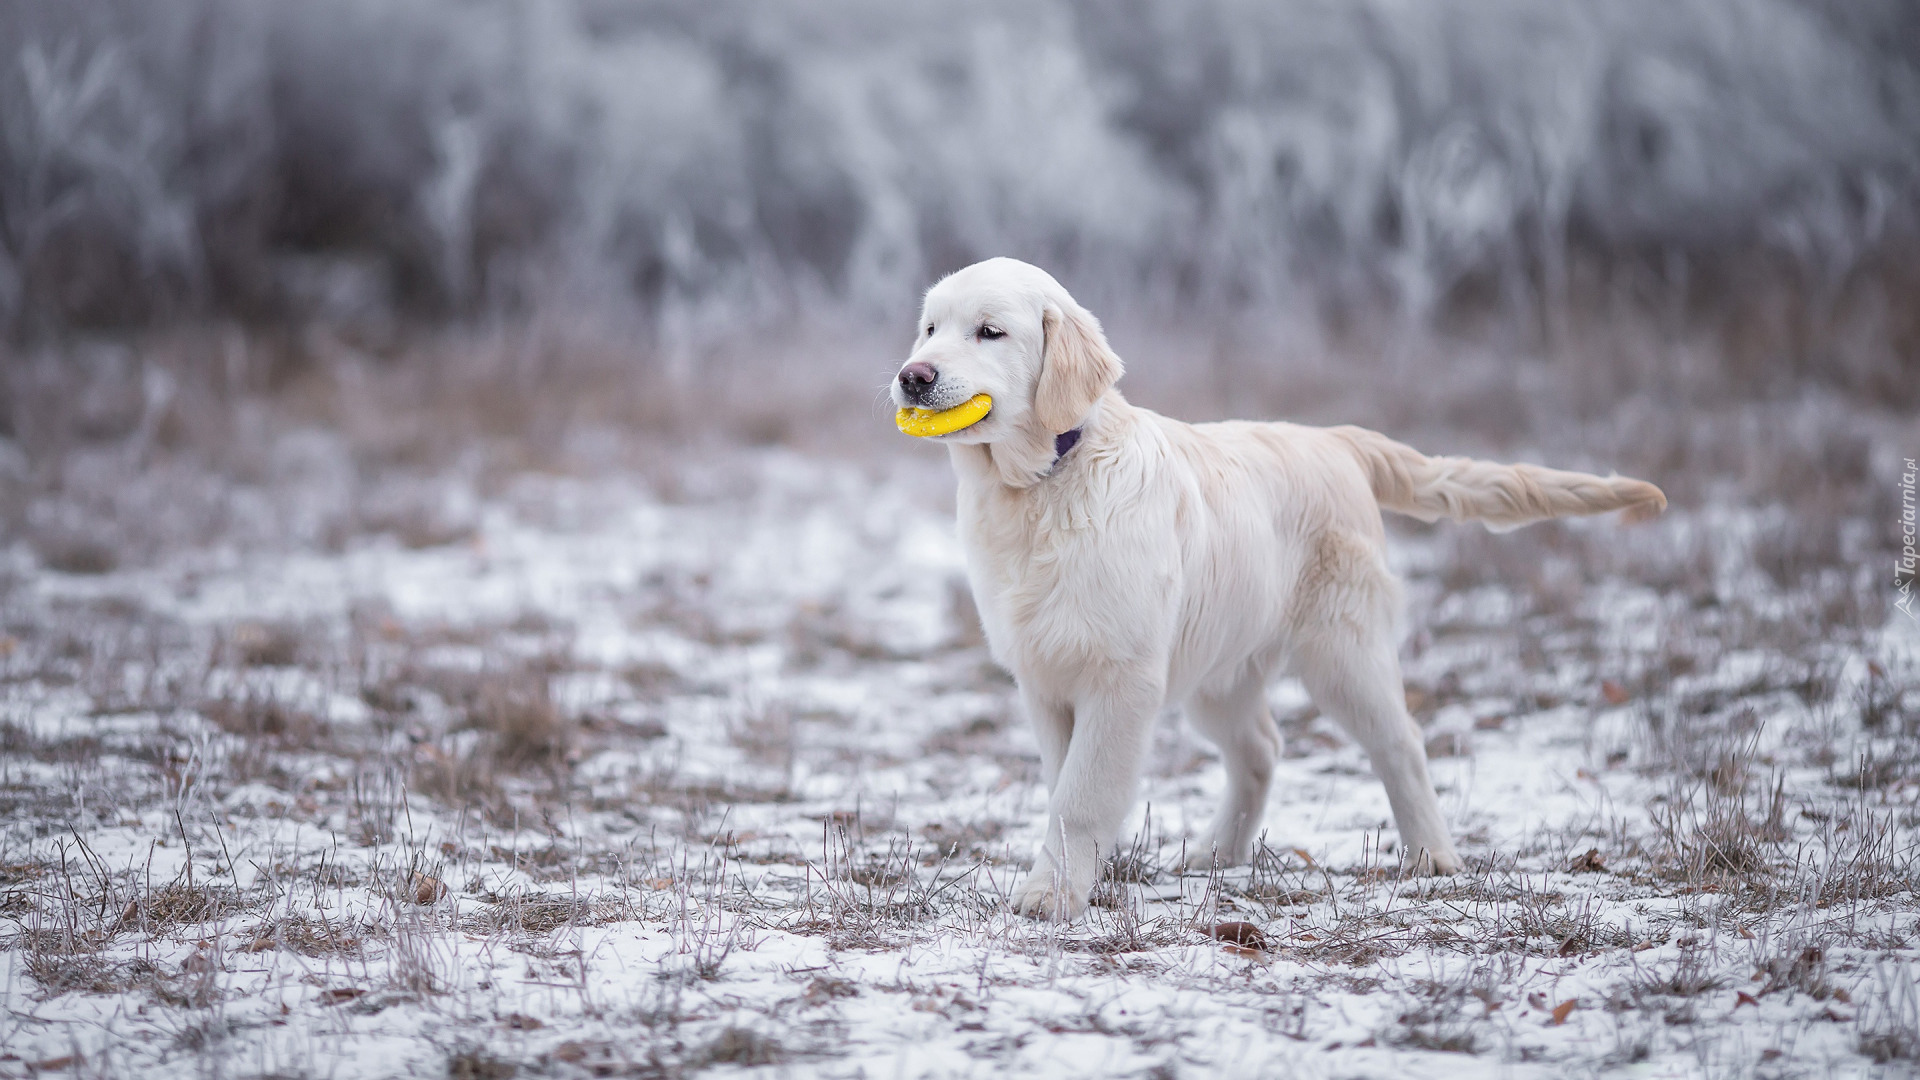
898 361 938 401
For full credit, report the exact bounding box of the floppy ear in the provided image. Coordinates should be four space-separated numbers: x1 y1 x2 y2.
1036 300 1124 433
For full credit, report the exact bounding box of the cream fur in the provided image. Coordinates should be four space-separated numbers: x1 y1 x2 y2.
892 257 1666 919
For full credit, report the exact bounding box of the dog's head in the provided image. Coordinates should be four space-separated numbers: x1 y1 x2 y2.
891 258 1123 458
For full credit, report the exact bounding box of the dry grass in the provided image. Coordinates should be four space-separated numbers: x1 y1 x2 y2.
1860 962 1920 1065
0 326 1914 1076
238 914 369 958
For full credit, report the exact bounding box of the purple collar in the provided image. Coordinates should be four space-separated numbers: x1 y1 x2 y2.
1052 427 1082 464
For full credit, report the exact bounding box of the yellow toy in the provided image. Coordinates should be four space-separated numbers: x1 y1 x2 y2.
896 394 992 437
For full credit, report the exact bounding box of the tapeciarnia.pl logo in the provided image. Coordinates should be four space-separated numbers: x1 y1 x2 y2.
1899 457 1916 622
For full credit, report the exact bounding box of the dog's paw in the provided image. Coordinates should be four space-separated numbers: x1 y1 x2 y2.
1182 846 1229 873
1408 846 1462 876
1182 836 1252 872
1009 871 1085 920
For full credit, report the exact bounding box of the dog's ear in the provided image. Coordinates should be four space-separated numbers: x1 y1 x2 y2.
1036 300 1123 433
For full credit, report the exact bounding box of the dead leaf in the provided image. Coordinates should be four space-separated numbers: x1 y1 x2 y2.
1568 848 1607 873
411 872 446 905
1210 921 1270 949
503 1013 543 1029
1550 999 1577 1025
1601 680 1631 706
319 988 364 1005
1736 992 1759 1009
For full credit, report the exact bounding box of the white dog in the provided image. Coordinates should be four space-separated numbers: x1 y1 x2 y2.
891 258 1665 919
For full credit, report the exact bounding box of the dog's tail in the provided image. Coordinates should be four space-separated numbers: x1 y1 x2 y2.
1330 426 1666 530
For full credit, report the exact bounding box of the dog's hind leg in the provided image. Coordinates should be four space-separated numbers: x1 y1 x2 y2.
1295 629 1460 874
1183 669 1281 869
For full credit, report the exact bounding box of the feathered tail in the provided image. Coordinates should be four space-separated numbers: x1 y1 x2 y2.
1330 426 1666 530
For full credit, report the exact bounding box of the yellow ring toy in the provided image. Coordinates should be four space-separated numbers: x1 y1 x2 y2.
896 394 993 438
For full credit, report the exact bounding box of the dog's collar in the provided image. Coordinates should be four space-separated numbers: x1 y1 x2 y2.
1051 427 1082 467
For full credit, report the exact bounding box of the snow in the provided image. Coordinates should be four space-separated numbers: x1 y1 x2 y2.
1 444 1914 1078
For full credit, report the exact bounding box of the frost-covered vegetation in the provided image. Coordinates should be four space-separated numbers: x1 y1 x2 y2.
1 0 1916 376
1 2 1917 1077
0 370 1915 1077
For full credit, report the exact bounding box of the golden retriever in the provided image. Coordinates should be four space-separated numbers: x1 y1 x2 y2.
891 257 1665 919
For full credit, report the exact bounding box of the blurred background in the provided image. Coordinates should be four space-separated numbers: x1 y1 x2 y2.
0 0 1915 572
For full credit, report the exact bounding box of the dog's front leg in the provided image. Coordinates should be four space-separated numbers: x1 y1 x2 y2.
1011 675 1160 920
1021 687 1073 789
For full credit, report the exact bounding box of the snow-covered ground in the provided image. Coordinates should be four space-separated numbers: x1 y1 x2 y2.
2 439 1916 1078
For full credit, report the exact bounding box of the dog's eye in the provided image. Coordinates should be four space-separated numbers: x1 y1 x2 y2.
977 324 1005 341
925 324 935 336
